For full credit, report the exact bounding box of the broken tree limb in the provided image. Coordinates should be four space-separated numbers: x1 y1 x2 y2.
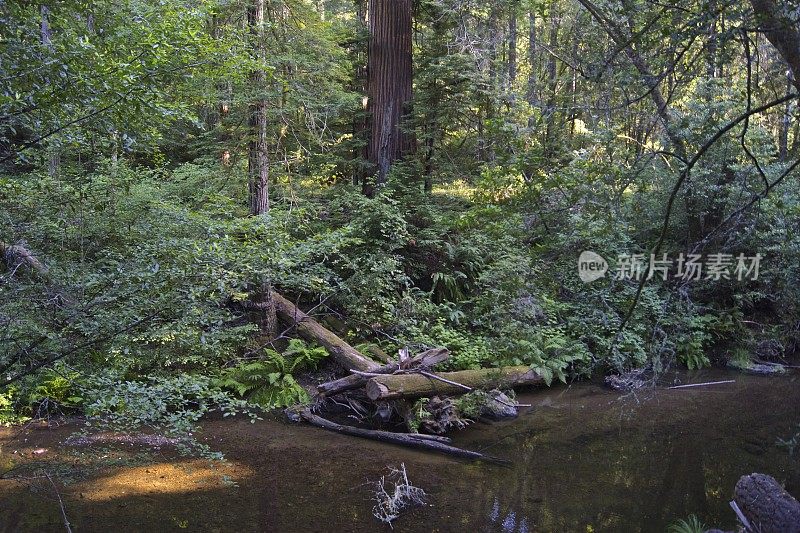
1 241 49 276
271 291 380 372
317 348 450 396
298 409 507 463
366 366 544 401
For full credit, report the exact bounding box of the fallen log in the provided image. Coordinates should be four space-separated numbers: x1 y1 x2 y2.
1 241 49 276
365 366 544 401
733 473 800 533
317 348 450 396
297 409 507 463
271 291 380 372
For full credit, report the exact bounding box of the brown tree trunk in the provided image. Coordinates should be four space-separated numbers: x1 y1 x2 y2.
751 0 800 91
363 0 414 196
508 12 518 84
734 473 800 532
248 0 269 216
527 11 538 108
780 71 792 161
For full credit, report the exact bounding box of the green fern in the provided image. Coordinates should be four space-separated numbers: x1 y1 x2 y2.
667 515 706 533
217 339 328 409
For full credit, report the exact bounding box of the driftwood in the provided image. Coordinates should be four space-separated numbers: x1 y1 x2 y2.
365 366 544 401
297 409 507 463
317 348 450 396
733 473 800 533
271 291 380 372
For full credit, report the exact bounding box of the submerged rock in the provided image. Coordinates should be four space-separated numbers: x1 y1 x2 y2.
480 390 518 420
604 369 648 392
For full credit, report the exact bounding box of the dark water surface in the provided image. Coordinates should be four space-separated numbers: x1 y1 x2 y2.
1 369 799 532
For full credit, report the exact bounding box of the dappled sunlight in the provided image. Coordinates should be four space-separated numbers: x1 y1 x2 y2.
73 459 253 501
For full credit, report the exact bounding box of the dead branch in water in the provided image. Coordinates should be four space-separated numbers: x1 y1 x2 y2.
371 463 427 527
667 380 735 389
297 408 508 464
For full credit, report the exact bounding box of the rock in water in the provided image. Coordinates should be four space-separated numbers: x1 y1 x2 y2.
734 473 800 533
480 390 517 420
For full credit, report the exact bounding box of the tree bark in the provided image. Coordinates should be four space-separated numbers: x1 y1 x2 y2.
365 366 544 401
527 11 538 108
271 291 380 372
248 0 269 215
509 12 518 84
750 0 800 92
734 473 800 533
317 348 450 396
363 0 414 196
1 241 49 276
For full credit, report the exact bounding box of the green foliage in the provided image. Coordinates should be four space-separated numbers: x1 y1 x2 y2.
406 398 431 433
82 373 260 459
777 424 800 457
667 515 707 533
676 315 716 370
3 0 800 469
217 339 328 409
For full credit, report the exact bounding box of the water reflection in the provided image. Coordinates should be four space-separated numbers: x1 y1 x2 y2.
449 371 800 532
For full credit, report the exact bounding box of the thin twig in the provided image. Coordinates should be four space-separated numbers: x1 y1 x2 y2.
668 380 735 389
45 472 73 533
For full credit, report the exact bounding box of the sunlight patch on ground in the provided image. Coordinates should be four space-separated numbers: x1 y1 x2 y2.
73 459 252 501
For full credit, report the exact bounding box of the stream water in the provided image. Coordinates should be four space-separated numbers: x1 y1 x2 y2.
1 369 799 532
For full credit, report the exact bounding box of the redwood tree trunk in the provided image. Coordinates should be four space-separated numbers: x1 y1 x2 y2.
363 0 414 196
248 0 269 215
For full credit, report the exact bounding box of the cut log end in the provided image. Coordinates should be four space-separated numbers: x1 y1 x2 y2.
734 473 800 533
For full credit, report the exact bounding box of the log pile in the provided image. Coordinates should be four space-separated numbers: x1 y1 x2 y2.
272 291 546 461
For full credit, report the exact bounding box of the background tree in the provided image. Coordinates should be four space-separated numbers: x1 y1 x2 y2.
363 0 415 196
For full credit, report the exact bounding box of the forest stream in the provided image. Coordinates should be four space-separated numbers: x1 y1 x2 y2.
1 369 798 532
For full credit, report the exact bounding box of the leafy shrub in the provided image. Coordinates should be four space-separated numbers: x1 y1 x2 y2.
82 373 260 459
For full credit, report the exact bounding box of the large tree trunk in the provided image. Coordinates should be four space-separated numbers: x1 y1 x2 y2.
750 0 800 92
248 0 269 215
271 291 380 372
365 366 544 401
363 0 414 196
